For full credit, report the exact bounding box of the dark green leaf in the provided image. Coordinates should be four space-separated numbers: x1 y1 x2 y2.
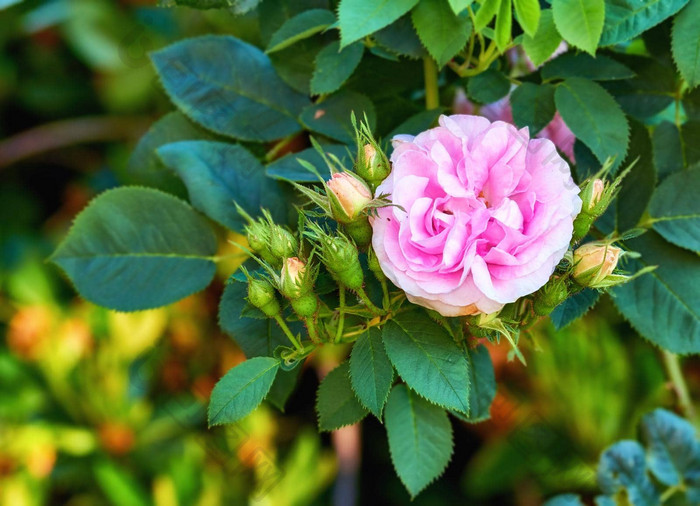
374 15 426 59
316 361 368 431
151 35 309 141
266 144 351 182
600 0 689 47
653 121 684 182
514 0 541 37
649 165 700 251
541 53 635 81
550 289 600 330
349 327 394 418
462 344 496 423
611 231 700 354
684 87 700 121
258 0 329 46
208 357 280 426
555 78 629 165
551 0 604 55
683 121 700 166
162 0 260 11
672 0 700 88
467 68 511 104
523 9 562 67
495 0 512 52
597 441 660 506
266 9 336 53
157 141 285 232
51 188 217 312
617 120 656 232
383 310 470 413
266 365 302 411
384 384 453 498
387 108 443 140
411 0 472 68
337 0 420 47
299 90 376 145
311 41 364 95
510 82 555 134
270 36 328 94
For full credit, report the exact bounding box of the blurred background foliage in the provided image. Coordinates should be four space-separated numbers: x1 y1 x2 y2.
1 1 698 505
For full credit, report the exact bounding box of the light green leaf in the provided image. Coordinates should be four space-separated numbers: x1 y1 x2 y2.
382 310 470 413
310 41 364 95
551 0 604 55
555 77 629 164
649 165 700 251
474 0 501 31
316 361 368 431
208 357 280 426
514 0 540 37
494 0 512 51
151 35 309 142
411 0 472 68
266 9 336 53
541 53 635 81
672 0 700 88
299 90 376 145
384 384 453 498
600 0 689 47
349 327 394 418
611 231 700 354
510 83 555 134
337 0 420 47
157 141 286 232
523 9 562 67
447 0 471 15
51 187 217 312
266 144 352 182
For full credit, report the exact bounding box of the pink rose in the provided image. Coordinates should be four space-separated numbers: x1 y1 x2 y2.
371 115 582 316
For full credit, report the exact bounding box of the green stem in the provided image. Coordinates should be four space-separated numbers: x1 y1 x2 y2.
662 350 697 424
355 286 383 316
305 317 320 344
273 314 303 351
423 56 440 110
335 286 346 344
379 279 390 311
264 134 298 162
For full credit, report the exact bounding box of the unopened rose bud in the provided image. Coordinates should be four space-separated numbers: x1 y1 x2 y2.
356 143 390 187
327 172 372 224
279 258 318 316
580 178 605 213
247 278 280 317
573 242 622 288
269 225 298 260
245 221 277 265
322 236 364 290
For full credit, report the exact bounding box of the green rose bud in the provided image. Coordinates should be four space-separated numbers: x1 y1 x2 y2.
270 225 298 260
573 242 622 288
322 235 364 290
247 277 281 317
356 143 390 189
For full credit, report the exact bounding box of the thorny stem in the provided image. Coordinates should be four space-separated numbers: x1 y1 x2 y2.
355 286 383 316
335 286 346 344
305 317 321 344
273 314 303 351
423 56 440 110
662 350 697 425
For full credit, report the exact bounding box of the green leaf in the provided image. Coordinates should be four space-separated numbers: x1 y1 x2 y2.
266 144 351 182
382 310 470 413
672 0 700 88
164 0 260 12
549 289 600 330
316 361 368 431
151 35 309 142
51 187 217 312
652 121 684 182
598 441 660 506
555 77 629 165
387 108 443 140
266 365 302 412
447 0 471 15
157 141 285 232
384 384 453 498
349 327 394 418
458 344 496 423
617 120 656 232
611 231 700 354
299 90 376 145
266 9 336 53
541 53 635 81
600 0 689 47
258 0 329 46
310 41 364 95
474 0 500 31
543 495 585 506
374 14 426 59
337 0 420 47
411 0 472 68
683 121 700 166
551 0 604 55
522 9 562 67
510 82 555 134
270 36 328 94
94 460 150 506
640 408 700 488
467 68 511 104
494 0 512 52
514 0 541 37
208 357 280 426
649 165 700 251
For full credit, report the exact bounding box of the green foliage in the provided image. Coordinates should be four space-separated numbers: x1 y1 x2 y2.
266 144 351 182
467 68 511 104
383 310 470 413
316 361 368 431
384 384 453 498
299 90 376 144
266 9 336 53
541 53 635 81
163 0 261 11
598 441 660 505
649 164 700 252
616 120 656 231
51 187 217 312
151 35 309 141
494 0 512 51
672 0 700 88
600 0 689 47
311 41 365 95
337 0 420 47
513 0 540 38
158 141 286 231
374 15 426 59
474 0 500 32
611 232 700 354
652 122 684 182
554 77 629 165
510 82 555 134
549 289 600 330
349 327 394 418
208 357 281 426
551 0 605 55
522 9 562 66
461 344 496 423
411 0 472 68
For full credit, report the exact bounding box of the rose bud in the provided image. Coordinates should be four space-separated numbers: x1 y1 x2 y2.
573 242 622 288
356 143 390 188
321 236 364 290
244 220 277 265
247 277 281 317
327 172 372 224
269 225 298 260
279 257 318 317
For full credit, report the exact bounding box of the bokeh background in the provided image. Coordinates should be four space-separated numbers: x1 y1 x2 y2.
1 1 698 505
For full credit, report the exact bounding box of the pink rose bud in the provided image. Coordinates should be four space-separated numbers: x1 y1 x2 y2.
327 172 372 223
280 257 308 299
573 242 622 288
